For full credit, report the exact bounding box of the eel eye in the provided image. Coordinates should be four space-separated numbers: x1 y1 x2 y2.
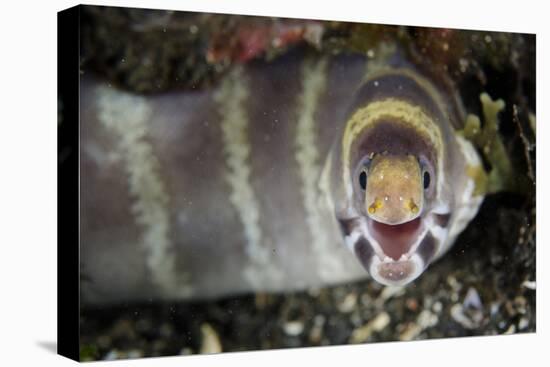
359 170 367 191
423 170 431 190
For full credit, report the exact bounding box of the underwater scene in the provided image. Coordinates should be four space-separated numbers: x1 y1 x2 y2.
71 5 535 361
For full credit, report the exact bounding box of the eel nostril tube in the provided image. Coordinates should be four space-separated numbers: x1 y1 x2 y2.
407 199 419 214
368 198 383 214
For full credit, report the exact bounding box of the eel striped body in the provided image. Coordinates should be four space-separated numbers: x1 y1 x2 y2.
80 51 484 304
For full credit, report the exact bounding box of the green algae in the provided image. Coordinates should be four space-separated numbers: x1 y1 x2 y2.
461 93 515 195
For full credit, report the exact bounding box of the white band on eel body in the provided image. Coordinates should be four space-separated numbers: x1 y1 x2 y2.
214 67 284 289
295 58 347 281
96 84 193 298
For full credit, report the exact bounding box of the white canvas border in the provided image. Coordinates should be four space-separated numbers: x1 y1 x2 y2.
0 0 544 366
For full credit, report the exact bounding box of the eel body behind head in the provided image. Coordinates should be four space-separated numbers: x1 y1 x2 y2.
328 68 484 286
80 52 485 304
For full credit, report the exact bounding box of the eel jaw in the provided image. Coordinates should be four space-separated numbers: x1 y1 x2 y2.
352 214 439 286
368 252 425 286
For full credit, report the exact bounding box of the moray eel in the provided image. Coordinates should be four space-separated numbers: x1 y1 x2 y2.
79 50 484 304
328 68 484 286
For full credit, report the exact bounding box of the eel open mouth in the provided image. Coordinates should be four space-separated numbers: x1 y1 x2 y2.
368 217 424 261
